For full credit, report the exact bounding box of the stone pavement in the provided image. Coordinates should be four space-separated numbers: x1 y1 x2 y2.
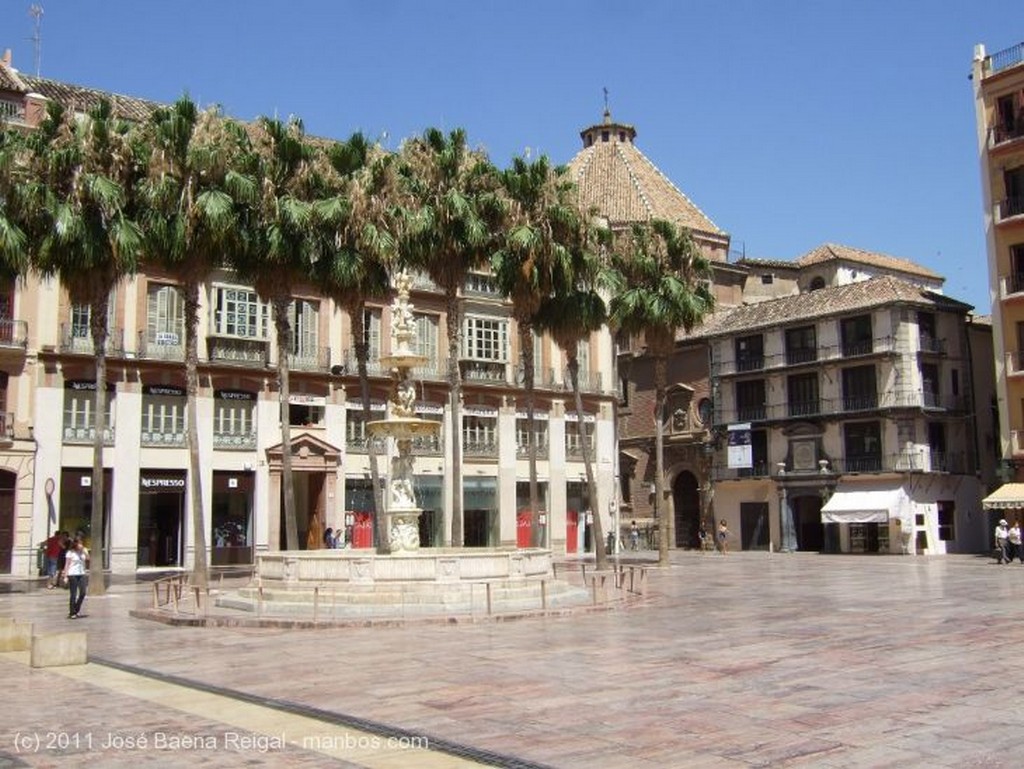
2 550 1023 768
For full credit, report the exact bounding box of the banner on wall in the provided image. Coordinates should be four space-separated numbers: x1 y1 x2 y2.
727 423 752 469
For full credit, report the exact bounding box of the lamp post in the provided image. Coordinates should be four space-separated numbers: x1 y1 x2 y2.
778 462 797 552
610 497 620 555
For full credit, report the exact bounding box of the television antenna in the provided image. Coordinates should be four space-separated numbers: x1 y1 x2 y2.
29 4 43 77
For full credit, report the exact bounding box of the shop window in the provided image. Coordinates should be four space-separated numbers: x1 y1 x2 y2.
63 383 114 444
141 385 186 446
213 390 256 449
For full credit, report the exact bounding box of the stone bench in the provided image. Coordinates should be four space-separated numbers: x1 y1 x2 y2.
31 631 87 668
0 618 32 651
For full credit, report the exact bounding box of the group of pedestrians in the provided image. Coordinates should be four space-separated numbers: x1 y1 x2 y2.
994 518 1024 564
41 529 90 618
322 527 349 549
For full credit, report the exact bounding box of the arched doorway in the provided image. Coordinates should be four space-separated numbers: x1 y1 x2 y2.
673 471 700 548
0 469 15 574
792 493 826 551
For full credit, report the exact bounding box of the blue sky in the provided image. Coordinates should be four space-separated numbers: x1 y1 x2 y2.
0 1 1018 311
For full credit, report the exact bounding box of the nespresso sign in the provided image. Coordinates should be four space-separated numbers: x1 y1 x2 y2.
143 385 185 397
215 389 255 402
140 476 186 490
64 380 115 392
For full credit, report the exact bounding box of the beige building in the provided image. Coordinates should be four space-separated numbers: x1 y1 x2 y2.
705 247 989 554
0 56 618 576
973 42 1024 512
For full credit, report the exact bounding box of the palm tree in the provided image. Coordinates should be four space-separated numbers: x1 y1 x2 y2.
313 132 396 553
399 128 505 547
234 116 319 552
492 155 582 547
140 96 256 586
25 100 147 593
608 219 714 566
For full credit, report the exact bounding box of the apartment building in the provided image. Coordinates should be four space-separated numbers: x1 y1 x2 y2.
972 42 1024 515
0 56 617 575
705 250 988 555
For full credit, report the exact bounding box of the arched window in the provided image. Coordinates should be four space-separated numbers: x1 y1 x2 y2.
809 276 826 291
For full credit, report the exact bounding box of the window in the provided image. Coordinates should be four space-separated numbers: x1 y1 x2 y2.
1013 245 1024 294
928 422 948 471
735 335 764 372
346 411 369 450
146 283 184 347
840 314 873 357
413 313 439 366
844 421 882 472
619 374 630 407
785 325 817 365
735 379 766 421
760 273 774 285
212 286 268 339
141 386 185 446
516 417 549 458
565 419 595 458
697 398 712 426
289 403 324 427
937 500 955 541
809 276 826 291
917 311 936 347
920 363 939 407
787 373 819 417
462 317 508 362
63 383 114 443
463 414 498 456
842 365 877 411
67 294 116 353
363 308 382 365
464 272 501 296
213 391 256 449
288 298 320 360
1006 166 1024 219
738 430 768 477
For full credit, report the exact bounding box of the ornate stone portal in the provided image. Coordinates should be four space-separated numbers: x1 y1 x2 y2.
367 272 441 553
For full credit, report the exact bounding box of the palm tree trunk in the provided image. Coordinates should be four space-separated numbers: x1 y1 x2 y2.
446 291 464 548
349 304 387 554
569 354 606 571
87 293 108 596
519 322 541 548
184 278 208 587
273 296 298 551
654 354 669 566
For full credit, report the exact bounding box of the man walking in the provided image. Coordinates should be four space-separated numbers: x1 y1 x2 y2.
61 537 89 619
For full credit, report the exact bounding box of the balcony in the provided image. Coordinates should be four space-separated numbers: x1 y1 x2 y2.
411 433 443 456
929 450 968 474
1000 274 1024 300
463 438 498 458
711 337 896 377
841 393 879 412
995 196 1024 225
517 440 549 460
341 350 388 378
565 441 595 461
63 425 115 445
0 319 27 350
990 41 1024 75
1005 351 1024 377
213 431 257 450
735 353 764 373
785 348 817 366
286 346 331 372
712 461 770 481
918 335 946 355
207 336 268 366
60 325 125 356
841 339 874 358
565 368 604 393
460 360 508 384
141 430 186 448
345 434 386 454
0 99 25 123
833 454 883 473
1012 430 1024 457
787 399 822 418
137 330 184 362
0 413 12 442
736 405 767 422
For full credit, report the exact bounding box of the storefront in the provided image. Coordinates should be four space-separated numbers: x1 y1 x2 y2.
415 475 443 547
464 476 497 547
211 471 253 565
345 477 376 548
136 470 186 567
59 468 111 565
566 481 592 554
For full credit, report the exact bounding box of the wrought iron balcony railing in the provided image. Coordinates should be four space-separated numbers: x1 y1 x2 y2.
207 336 268 366
141 430 186 448
996 196 1024 223
0 319 27 349
286 345 331 372
60 325 125 356
63 425 115 445
463 438 498 457
213 431 258 450
137 330 185 361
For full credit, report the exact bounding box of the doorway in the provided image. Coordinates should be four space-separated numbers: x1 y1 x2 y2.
792 494 825 551
464 509 491 547
0 470 14 573
282 472 326 550
673 471 700 548
740 502 770 550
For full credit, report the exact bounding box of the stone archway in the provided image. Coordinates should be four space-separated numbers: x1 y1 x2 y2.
791 493 826 552
673 470 700 549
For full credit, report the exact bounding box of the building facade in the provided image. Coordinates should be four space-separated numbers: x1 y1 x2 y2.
973 42 1024 493
0 56 618 575
705 252 989 555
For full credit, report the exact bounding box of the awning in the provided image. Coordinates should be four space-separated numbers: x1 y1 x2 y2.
982 483 1024 510
821 483 907 524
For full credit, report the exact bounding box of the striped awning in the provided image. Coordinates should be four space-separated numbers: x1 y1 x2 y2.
982 484 1024 510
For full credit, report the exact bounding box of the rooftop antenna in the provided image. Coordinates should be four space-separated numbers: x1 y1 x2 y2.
29 4 43 77
603 86 610 117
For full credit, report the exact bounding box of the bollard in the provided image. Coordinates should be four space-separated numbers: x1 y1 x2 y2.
151 582 158 609
313 586 319 625
486 582 492 616
257 585 264 617
540 580 547 610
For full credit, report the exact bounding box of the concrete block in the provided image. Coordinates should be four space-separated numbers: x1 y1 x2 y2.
0 620 32 651
30 631 87 668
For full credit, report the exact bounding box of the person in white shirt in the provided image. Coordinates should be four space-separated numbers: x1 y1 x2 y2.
1009 521 1023 564
61 538 89 619
995 520 1010 565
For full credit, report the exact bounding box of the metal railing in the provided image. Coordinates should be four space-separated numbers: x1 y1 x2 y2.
990 41 1024 74
918 335 946 354
137 330 184 361
345 435 386 453
996 196 1024 223
0 319 27 349
213 431 257 450
207 336 268 366
60 325 125 356
516 440 549 460
0 413 12 441
992 123 1024 147
841 339 874 358
712 336 897 376
785 348 817 366
0 99 26 122
461 360 508 384
141 430 186 448
341 350 388 377
463 438 498 457
63 425 115 445
286 345 331 372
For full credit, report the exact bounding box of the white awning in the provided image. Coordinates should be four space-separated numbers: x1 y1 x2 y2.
821 483 907 524
982 484 1024 510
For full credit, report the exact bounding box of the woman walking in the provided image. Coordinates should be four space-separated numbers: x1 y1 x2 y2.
61 537 89 619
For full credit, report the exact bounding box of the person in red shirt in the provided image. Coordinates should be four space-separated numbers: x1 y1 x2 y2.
44 531 63 588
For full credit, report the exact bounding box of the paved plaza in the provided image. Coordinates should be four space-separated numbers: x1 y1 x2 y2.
1 550 1022 768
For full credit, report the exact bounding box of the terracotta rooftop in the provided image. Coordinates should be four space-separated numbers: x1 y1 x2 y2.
697 275 971 339
567 111 724 237
737 257 800 271
796 243 943 282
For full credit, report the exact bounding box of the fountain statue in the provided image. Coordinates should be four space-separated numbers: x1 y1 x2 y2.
367 271 441 553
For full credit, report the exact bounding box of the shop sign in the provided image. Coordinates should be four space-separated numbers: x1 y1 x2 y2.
727 423 753 469
143 384 185 397
140 476 186 490
215 389 255 402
